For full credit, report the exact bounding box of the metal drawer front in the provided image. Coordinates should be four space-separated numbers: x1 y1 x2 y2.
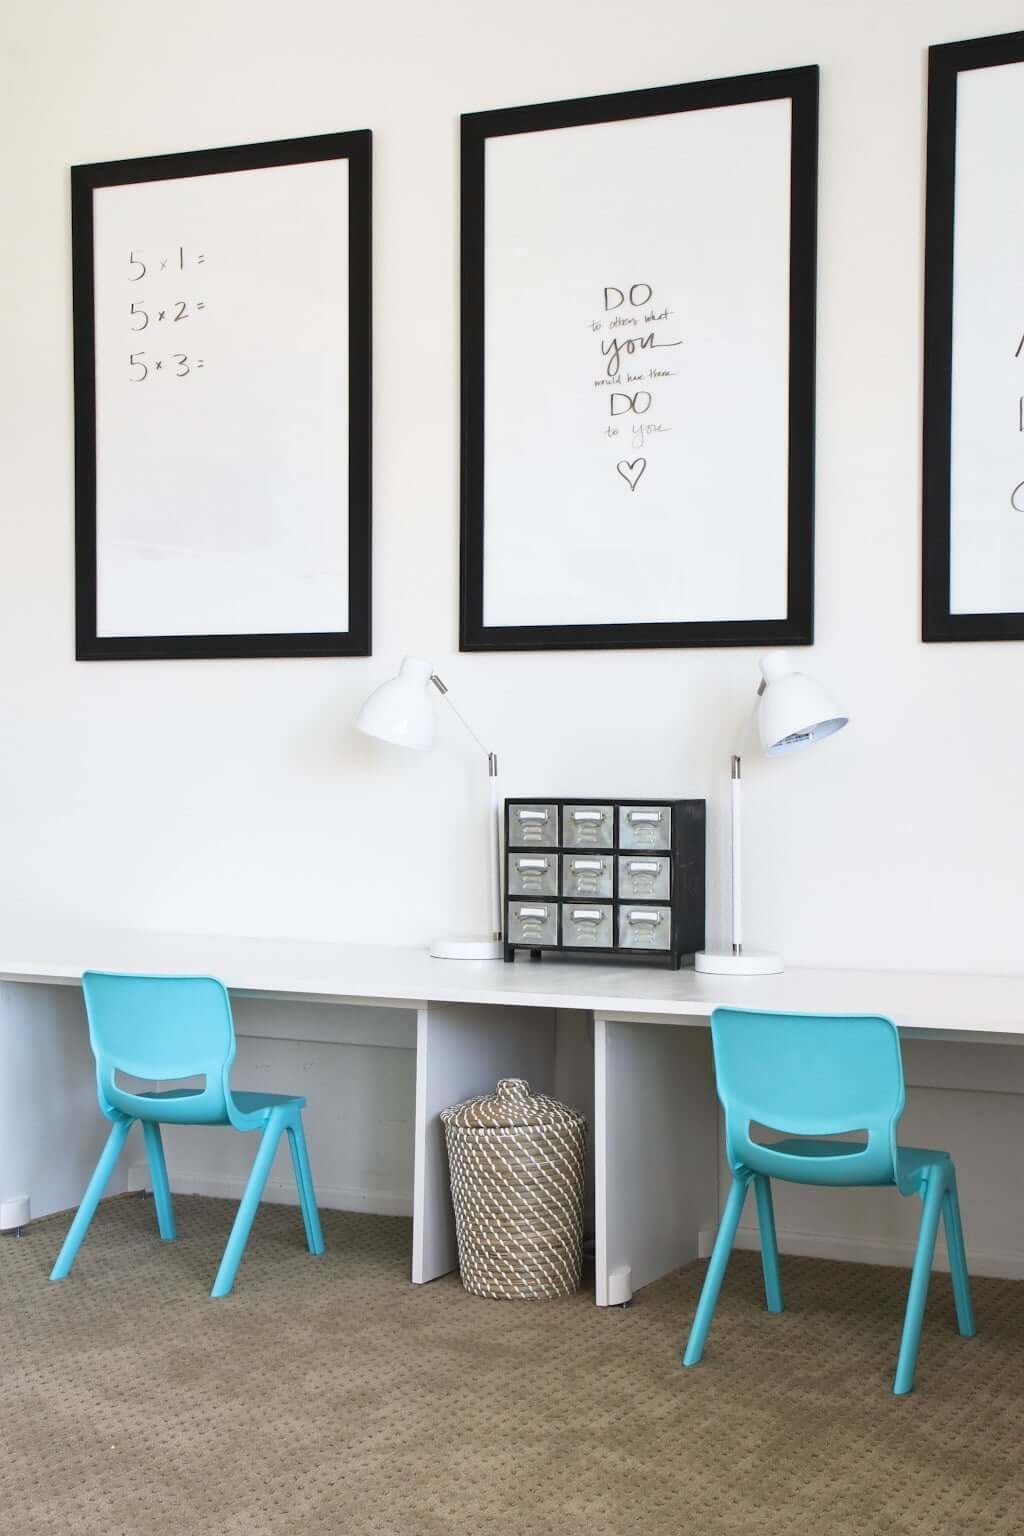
617 904 672 951
619 805 671 851
508 855 558 897
562 855 613 899
618 856 670 901
562 904 613 948
508 804 558 848
507 902 558 946
562 804 614 849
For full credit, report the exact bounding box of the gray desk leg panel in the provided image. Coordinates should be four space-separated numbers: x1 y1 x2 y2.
412 1002 557 1285
594 1016 718 1305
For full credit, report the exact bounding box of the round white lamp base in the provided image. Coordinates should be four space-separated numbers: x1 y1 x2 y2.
430 936 504 961
695 950 784 976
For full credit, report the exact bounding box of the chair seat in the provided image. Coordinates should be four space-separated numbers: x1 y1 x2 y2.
231 1090 306 1114
765 1137 950 1190
896 1145 953 1189
138 1088 306 1124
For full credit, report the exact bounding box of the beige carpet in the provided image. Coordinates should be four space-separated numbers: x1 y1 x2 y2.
3 1194 1024 1536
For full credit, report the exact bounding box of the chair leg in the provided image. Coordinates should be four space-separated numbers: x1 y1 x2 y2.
893 1168 945 1395
141 1122 176 1241
682 1174 750 1367
210 1110 287 1299
50 1117 135 1280
286 1115 325 1256
753 1175 784 1314
942 1172 976 1339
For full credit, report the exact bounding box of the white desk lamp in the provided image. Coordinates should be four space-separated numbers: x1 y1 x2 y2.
356 657 503 961
695 650 848 977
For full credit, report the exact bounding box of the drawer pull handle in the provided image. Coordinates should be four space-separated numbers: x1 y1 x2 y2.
517 906 549 920
571 859 604 872
570 908 603 924
627 811 662 824
627 860 659 874
571 809 604 823
515 809 549 823
627 909 663 927
515 858 549 871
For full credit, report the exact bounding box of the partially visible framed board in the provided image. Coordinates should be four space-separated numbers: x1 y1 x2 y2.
460 68 818 653
72 131 371 660
923 31 1024 643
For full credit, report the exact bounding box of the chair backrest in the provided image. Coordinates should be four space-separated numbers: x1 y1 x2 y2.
82 971 237 1126
710 1007 905 1187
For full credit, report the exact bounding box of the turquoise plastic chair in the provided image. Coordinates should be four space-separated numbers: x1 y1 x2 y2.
682 1008 975 1395
50 971 325 1297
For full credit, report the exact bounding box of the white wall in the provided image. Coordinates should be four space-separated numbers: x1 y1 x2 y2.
3 0 1024 1267
2 0 1023 967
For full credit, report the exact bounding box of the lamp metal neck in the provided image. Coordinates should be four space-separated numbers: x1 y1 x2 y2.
430 672 491 759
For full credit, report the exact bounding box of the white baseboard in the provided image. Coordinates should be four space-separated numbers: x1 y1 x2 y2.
126 1162 412 1219
125 1178 1024 1281
695 1222 1024 1281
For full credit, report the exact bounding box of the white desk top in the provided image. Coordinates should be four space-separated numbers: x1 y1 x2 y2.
1 919 1023 1038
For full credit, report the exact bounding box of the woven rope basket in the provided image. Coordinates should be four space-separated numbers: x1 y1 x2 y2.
441 1078 586 1300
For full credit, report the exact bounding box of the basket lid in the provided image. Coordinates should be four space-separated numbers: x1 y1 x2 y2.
440 1078 585 1130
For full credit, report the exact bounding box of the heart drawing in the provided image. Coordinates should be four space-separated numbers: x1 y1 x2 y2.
616 458 647 492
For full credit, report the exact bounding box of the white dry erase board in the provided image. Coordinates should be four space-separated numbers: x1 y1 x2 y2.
924 30 1024 642
460 69 818 652
72 132 371 660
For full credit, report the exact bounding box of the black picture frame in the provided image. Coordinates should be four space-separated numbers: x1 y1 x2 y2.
72 130 372 661
923 30 1024 643
460 68 818 653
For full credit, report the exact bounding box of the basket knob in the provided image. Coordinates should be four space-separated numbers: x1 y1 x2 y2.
495 1078 530 1100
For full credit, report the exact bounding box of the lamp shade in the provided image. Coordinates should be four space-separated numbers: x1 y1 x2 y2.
356 657 436 751
757 650 848 756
